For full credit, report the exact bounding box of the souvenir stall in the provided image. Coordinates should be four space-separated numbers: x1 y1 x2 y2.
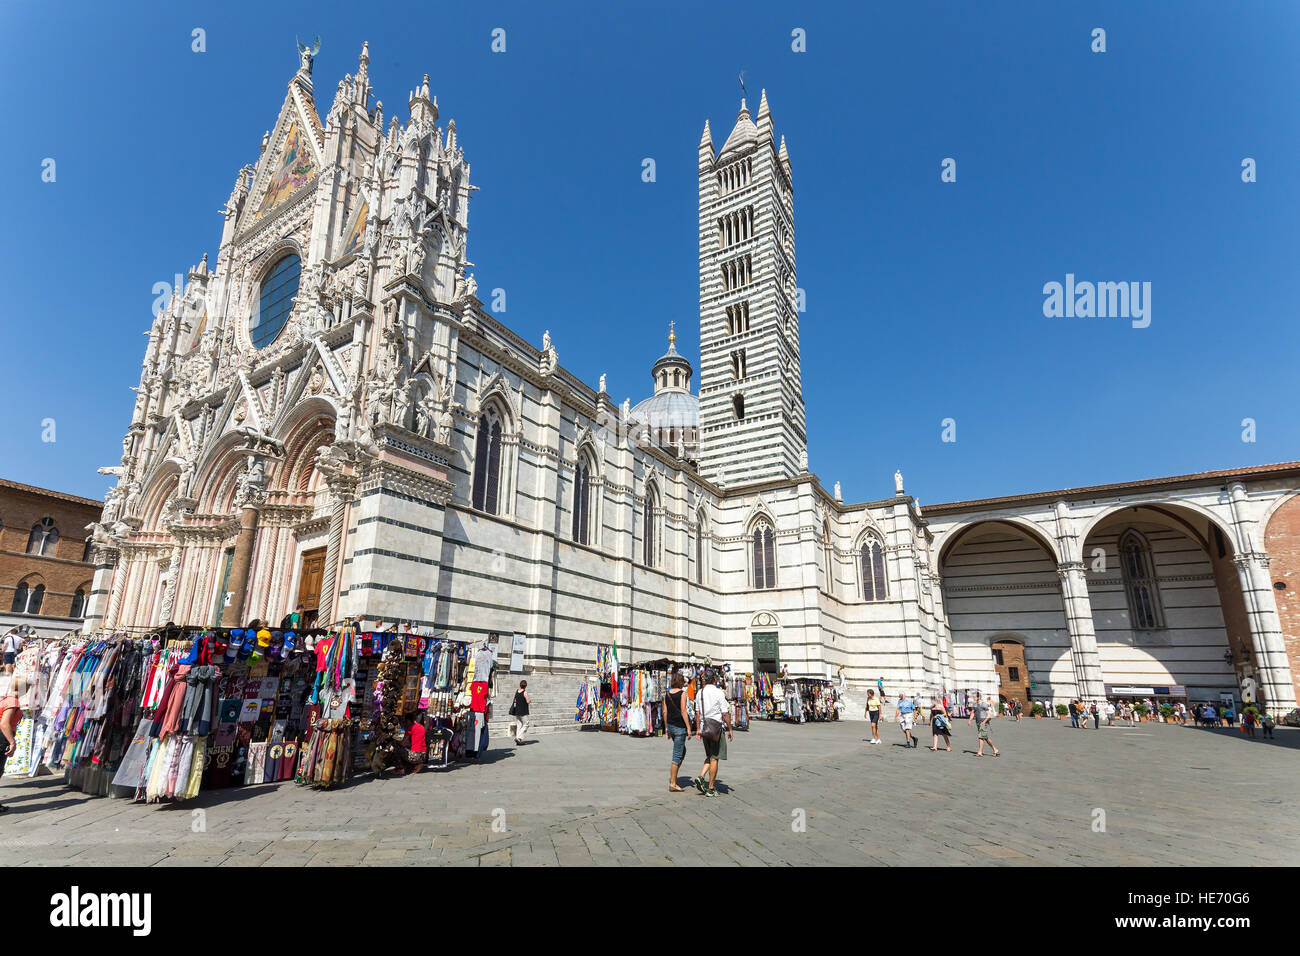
783 678 840 723
327 627 491 777
593 644 620 731
573 676 600 725
724 672 750 731
1 634 71 779
748 671 778 720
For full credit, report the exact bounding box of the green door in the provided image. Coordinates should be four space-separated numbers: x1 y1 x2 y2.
752 631 779 674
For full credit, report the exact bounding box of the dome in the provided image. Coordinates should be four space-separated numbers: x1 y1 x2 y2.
630 389 699 431
631 324 699 463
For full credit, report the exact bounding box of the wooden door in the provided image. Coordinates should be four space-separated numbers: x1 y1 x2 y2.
297 547 326 623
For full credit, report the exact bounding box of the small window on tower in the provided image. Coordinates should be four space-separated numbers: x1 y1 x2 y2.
733 394 744 420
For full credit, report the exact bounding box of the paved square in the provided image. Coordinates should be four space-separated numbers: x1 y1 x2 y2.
1 718 1295 866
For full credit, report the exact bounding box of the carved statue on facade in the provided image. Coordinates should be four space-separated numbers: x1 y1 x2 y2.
407 238 426 278
894 469 904 495
435 406 454 445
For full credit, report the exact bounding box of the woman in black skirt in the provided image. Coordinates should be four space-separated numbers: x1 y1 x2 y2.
929 699 952 752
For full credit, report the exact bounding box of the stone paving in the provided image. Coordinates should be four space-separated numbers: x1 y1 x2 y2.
0 717 1296 866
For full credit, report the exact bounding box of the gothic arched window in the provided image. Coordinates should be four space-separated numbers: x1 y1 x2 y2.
572 455 594 545
70 587 87 619
27 518 58 556
859 535 887 601
1119 529 1164 629
10 580 44 615
643 485 659 567
250 252 302 349
752 521 776 589
81 538 93 563
471 414 503 514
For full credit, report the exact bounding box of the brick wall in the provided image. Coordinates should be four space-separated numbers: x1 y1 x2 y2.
1264 494 1300 706
992 639 1032 707
0 481 101 620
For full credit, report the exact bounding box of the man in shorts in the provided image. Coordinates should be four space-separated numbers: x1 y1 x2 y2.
896 693 917 748
967 693 999 757
865 689 882 744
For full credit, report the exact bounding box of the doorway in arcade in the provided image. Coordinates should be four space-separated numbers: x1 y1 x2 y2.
752 631 779 677
296 547 325 628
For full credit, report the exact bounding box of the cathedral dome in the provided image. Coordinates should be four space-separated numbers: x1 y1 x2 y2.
630 325 699 462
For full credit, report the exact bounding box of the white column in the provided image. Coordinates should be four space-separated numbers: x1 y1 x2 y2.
1234 553 1298 711
1057 563 1105 702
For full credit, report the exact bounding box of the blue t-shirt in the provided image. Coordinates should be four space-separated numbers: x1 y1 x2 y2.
898 699 915 715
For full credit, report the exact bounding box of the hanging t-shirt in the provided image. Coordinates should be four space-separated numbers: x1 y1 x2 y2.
469 681 489 714
314 638 334 673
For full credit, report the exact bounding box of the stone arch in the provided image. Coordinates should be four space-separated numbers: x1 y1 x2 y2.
937 515 1062 570
1075 498 1236 557
741 496 777 535
475 372 519 434
847 510 889 550
1081 502 1243 703
275 399 337 493
140 469 180 532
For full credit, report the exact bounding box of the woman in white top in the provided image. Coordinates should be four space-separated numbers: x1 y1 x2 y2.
692 669 732 797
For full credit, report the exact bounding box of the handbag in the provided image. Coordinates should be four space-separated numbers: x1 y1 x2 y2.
702 717 723 742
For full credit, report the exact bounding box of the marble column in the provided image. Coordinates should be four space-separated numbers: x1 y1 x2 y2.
1057 562 1105 702
220 504 261 626
1233 553 1299 711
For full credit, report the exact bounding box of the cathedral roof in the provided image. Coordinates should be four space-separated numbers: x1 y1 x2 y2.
718 100 759 158
631 325 698 430
630 390 699 430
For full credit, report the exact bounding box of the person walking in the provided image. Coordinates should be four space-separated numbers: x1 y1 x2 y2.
929 699 952 752
0 677 20 811
1260 709 1275 739
1067 700 1078 729
664 673 692 791
1 627 26 673
1104 699 1115 726
509 680 531 744
968 694 1000 757
865 689 883 744
692 669 732 797
1090 701 1100 729
896 693 917 748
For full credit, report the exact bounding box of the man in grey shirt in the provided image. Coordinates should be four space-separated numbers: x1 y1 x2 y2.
967 694 1000 757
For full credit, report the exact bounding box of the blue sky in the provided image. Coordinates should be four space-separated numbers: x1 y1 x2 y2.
1 0 1297 506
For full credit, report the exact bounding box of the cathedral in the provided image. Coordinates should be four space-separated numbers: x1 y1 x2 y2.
83 45 1300 713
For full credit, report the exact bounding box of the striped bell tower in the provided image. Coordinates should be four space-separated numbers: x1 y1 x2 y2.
696 90 805 487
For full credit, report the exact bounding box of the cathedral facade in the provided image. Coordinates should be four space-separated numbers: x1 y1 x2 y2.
83 47 1299 712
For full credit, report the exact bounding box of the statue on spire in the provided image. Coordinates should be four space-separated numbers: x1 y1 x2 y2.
296 35 321 75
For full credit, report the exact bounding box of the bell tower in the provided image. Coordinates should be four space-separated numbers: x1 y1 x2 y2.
696 90 805 487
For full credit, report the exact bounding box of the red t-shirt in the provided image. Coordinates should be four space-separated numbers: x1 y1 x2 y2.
408 722 427 753
314 638 334 673
470 682 489 714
